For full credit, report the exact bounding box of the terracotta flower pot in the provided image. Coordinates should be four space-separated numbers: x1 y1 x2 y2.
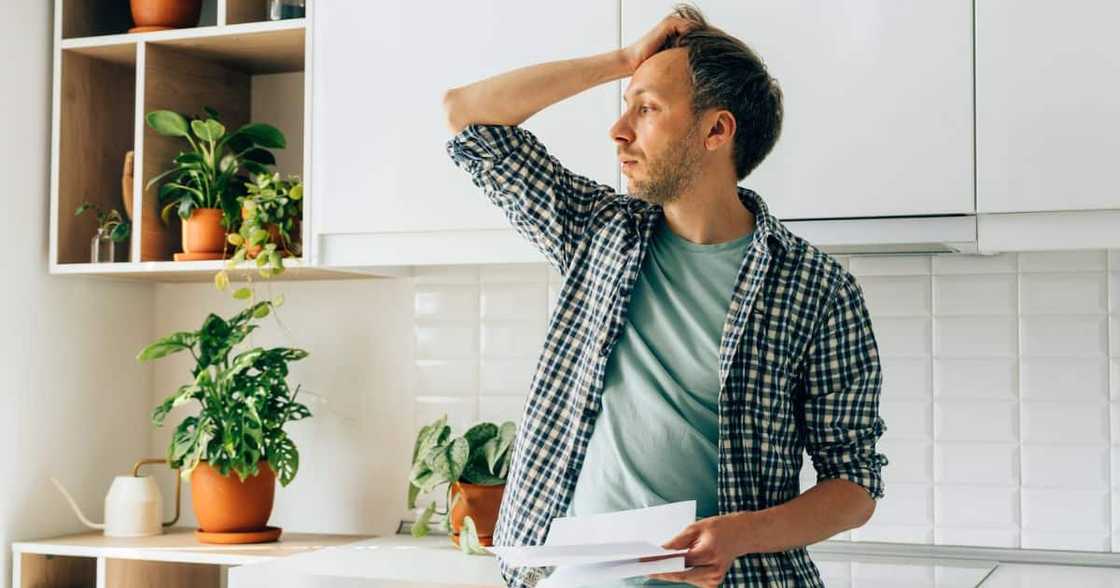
180 208 226 257
130 0 203 33
190 461 276 533
449 482 504 547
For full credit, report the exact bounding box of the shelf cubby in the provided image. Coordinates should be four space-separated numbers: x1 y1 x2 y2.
50 1 337 280
57 44 137 264
225 0 270 25
18 553 96 588
138 27 305 262
60 0 219 40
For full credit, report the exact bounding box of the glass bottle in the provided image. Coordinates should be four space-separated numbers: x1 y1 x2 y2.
91 227 116 263
268 0 306 20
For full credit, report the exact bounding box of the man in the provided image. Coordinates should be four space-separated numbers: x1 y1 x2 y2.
443 4 888 587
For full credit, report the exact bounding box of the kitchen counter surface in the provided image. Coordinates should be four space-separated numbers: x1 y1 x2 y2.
227 534 1118 587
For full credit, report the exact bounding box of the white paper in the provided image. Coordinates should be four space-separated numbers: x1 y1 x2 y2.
491 501 698 586
545 500 697 547
487 541 686 567
538 555 687 587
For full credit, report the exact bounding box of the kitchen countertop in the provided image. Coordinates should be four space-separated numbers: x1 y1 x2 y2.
226 534 1120 587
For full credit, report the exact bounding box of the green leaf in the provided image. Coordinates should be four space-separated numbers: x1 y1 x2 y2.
241 148 276 165
160 201 178 225
460 461 505 486
74 201 93 216
109 221 131 242
426 437 469 483
152 383 202 427
233 287 252 300
236 123 287 149
250 228 269 246
463 423 499 451
137 331 198 362
146 110 190 137
270 434 300 486
252 303 271 319
489 422 516 474
411 501 436 538
289 183 303 200
214 270 230 291
459 516 490 556
191 119 225 142
407 481 421 511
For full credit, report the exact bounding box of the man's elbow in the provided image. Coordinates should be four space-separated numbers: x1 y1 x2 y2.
442 87 467 135
856 494 876 527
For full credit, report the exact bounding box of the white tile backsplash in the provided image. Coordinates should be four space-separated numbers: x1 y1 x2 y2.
934 317 1018 357
1019 250 1107 273
1021 401 1109 445
934 486 1019 528
1020 272 1108 315
933 358 1017 399
935 442 1019 486
1021 357 1108 400
1021 315 1109 357
408 249 1120 554
933 274 1018 316
860 276 931 316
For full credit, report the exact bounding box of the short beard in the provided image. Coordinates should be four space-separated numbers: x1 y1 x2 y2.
629 120 703 206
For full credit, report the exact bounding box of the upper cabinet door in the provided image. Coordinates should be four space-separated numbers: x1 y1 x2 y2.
622 1 974 220
977 0 1120 214
312 1 620 236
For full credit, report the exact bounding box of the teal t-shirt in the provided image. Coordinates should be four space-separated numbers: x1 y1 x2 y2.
564 216 754 587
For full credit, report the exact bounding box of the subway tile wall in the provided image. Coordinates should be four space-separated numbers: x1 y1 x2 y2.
411 249 1120 553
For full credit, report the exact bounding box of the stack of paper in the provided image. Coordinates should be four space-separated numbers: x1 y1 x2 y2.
488 500 696 586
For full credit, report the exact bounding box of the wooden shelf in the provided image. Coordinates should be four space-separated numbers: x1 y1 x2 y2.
60 20 306 74
48 259 385 282
52 1 319 276
13 527 371 588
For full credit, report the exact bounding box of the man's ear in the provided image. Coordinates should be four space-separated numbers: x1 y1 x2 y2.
703 110 736 152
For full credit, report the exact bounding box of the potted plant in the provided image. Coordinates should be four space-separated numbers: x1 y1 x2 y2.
129 0 203 33
144 107 285 262
408 415 516 554
137 297 311 544
74 201 130 263
224 172 304 279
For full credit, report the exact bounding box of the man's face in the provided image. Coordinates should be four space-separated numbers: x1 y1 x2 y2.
611 48 704 206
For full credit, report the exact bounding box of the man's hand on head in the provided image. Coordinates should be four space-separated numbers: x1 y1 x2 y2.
622 15 700 74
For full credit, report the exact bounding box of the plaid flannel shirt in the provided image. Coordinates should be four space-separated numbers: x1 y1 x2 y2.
446 123 889 587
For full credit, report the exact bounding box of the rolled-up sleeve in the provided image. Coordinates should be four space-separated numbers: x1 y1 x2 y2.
799 270 889 500
446 124 616 276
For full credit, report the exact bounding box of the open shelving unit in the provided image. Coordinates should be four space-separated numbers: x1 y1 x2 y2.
49 0 364 281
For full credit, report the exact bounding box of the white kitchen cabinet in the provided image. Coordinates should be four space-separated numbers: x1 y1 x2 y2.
311 0 620 247
622 1 974 221
976 0 1120 214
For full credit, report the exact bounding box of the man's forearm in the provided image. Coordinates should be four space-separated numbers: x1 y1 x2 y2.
442 50 632 134
729 479 876 555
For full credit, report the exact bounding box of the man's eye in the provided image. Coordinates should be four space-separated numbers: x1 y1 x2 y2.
639 106 651 114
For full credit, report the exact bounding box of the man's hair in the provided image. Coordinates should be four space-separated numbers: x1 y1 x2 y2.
660 4 783 180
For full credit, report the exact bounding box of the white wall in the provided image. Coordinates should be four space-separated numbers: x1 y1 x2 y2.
0 0 156 583
149 277 413 536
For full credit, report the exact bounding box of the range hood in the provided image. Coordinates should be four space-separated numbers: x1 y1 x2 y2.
782 215 978 255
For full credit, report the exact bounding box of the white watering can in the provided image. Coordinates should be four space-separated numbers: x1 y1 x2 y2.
51 458 181 538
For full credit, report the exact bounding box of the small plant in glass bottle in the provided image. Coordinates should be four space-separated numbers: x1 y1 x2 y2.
75 201 130 263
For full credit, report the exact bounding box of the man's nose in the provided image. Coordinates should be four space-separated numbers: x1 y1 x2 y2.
610 116 634 147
